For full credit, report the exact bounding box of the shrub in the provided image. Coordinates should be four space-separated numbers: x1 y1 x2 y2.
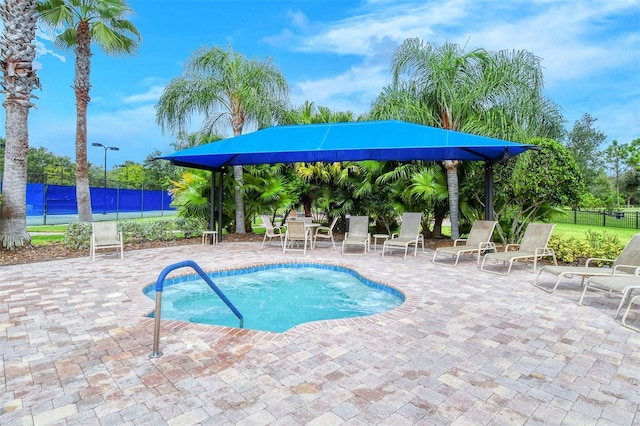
63 218 206 250
63 222 92 250
548 230 624 265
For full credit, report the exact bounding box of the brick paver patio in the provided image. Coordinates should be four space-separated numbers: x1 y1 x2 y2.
1 241 638 425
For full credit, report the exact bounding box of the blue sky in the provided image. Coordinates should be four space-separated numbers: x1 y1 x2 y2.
7 0 640 168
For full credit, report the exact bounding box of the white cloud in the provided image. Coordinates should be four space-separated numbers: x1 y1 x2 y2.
457 1 640 86
122 85 165 104
292 64 390 113
288 10 311 30
297 1 467 56
87 104 174 159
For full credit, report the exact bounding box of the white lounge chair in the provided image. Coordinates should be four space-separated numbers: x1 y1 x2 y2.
313 216 338 250
578 274 640 319
533 233 640 293
432 220 498 265
90 221 124 262
621 294 640 332
382 212 423 259
283 220 312 254
480 223 556 275
342 216 370 255
260 215 285 249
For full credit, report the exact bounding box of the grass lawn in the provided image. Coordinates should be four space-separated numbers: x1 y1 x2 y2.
441 223 637 245
26 220 640 247
551 223 637 244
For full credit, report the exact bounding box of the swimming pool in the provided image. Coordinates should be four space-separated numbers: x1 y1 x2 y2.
144 263 404 333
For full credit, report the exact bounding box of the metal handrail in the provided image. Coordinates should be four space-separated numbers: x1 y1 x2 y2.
149 260 243 358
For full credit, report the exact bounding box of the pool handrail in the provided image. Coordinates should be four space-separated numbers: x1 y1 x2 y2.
150 260 243 358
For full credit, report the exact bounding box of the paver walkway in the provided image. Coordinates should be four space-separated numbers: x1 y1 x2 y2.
1 241 639 425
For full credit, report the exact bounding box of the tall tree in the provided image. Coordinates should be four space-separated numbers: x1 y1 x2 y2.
379 39 562 239
38 0 141 222
156 45 289 233
565 113 607 190
604 140 630 206
0 0 40 249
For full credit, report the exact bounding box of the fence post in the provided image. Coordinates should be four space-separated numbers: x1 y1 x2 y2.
43 178 48 226
636 211 639 230
573 208 577 224
602 210 606 227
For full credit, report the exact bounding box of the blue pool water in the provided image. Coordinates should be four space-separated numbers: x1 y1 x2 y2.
145 263 404 333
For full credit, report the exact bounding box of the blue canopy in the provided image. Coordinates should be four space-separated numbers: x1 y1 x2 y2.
160 120 536 169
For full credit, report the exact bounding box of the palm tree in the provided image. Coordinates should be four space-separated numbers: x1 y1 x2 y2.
156 45 289 233
382 39 562 239
0 0 40 249
38 0 141 222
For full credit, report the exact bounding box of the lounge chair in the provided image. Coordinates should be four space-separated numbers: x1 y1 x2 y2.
621 294 640 332
313 216 338 250
578 274 640 321
260 215 284 249
342 216 370 255
533 233 640 293
480 223 556 275
432 220 498 265
90 221 124 262
382 212 423 259
283 220 312 254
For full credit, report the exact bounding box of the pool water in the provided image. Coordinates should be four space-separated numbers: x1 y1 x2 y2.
145 264 404 333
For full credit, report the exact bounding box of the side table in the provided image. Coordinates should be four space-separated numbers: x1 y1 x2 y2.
372 233 389 252
201 230 218 246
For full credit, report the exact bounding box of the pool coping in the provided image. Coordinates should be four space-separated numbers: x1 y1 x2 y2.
131 259 420 344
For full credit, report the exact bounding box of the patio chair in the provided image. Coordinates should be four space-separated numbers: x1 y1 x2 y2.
283 220 312 254
90 221 124 262
313 216 338 250
341 216 370 255
621 294 640 332
533 233 640 293
432 220 498 266
578 274 640 320
480 223 556 275
260 215 284 249
382 212 423 259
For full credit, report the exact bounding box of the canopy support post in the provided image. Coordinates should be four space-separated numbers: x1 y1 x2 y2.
209 171 216 243
484 162 494 221
218 169 224 242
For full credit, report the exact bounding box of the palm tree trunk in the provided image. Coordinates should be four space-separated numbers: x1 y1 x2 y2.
0 0 39 248
443 160 460 240
0 102 31 248
74 20 93 222
231 115 246 233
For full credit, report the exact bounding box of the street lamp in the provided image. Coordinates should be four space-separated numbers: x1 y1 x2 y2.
92 143 119 188
117 163 129 187
55 163 64 184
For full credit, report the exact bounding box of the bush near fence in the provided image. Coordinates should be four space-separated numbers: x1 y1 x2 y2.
64 217 206 250
548 230 624 265
554 209 640 230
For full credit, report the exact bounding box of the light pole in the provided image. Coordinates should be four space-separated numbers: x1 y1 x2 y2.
92 143 119 188
117 163 128 187
55 163 64 184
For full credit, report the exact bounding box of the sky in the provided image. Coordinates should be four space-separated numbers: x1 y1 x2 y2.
4 0 640 169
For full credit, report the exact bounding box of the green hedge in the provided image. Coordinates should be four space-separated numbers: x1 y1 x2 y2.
548 230 624 265
63 217 206 250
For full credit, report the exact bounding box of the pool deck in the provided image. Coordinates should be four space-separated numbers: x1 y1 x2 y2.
1 241 639 425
